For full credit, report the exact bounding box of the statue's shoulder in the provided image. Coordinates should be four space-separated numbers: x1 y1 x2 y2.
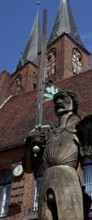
66 114 81 134
45 123 56 139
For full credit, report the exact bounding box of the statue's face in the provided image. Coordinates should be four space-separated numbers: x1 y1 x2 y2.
54 93 73 116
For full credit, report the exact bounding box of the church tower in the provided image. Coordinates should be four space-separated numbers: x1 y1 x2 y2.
1 2 92 220
4 9 42 99
46 0 91 82
17 10 41 69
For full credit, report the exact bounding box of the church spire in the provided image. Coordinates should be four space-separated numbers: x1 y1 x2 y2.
17 9 41 69
48 0 84 47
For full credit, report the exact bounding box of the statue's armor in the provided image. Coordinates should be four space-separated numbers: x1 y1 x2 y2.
38 117 83 220
44 127 78 169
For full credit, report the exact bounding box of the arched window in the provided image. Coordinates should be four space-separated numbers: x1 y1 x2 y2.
82 157 92 198
33 164 45 211
0 171 12 217
29 72 37 89
31 72 37 89
72 48 83 74
47 48 56 82
15 74 22 86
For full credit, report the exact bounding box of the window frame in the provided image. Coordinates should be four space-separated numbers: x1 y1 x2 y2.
0 171 12 217
47 48 56 81
33 164 45 211
82 157 92 198
72 48 83 74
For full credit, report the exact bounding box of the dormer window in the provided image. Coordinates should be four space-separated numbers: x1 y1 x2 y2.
72 48 83 74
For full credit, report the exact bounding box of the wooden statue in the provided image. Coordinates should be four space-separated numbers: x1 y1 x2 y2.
23 89 92 220
38 90 83 220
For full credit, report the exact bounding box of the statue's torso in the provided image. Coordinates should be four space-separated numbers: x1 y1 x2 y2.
44 127 78 168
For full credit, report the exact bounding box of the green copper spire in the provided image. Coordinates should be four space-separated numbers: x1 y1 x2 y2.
48 0 84 46
17 10 41 69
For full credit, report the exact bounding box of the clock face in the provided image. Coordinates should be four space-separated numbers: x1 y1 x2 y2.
13 164 24 177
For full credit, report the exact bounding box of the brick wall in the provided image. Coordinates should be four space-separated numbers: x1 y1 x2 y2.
0 62 38 106
0 146 36 220
63 35 90 78
0 71 11 105
0 34 91 106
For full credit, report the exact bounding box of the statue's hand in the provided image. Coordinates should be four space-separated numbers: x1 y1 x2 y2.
23 130 45 173
26 130 46 146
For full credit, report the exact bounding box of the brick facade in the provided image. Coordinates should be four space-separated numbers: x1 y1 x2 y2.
1 70 92 219
0 8 92 220
0 62 38 106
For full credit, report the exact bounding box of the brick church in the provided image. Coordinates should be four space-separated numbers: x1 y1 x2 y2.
0 0 92 219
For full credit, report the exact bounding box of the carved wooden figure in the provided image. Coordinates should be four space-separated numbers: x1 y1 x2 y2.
38 90 83 220
23 89 92 220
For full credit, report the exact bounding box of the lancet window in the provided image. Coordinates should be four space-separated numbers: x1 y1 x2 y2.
72 48 83 74
46 48 56 82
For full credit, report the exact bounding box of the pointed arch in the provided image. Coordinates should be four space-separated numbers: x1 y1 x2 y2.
46 47 56 83
72 48 83 74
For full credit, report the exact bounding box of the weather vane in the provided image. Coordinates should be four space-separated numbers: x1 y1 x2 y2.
37 1 40 11
37 1 40 5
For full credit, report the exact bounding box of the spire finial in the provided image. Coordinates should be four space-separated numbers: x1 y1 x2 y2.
48 0 84 47
37 1 40 12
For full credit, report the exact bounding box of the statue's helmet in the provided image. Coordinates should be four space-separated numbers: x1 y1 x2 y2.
53 89 78 113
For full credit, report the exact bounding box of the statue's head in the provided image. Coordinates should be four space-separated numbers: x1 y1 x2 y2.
53 90 78 117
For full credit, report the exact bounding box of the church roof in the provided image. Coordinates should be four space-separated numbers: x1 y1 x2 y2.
17 11 41 69
48 0 84 47
1 69 92 150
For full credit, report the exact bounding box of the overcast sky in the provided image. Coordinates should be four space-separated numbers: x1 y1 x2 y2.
0 0 92 74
